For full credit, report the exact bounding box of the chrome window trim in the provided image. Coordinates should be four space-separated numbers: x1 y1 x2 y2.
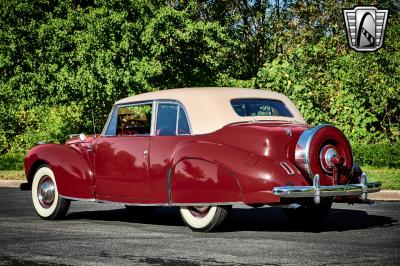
176 104 180 135
155 99 193 136
102 99 193 137
155 101 179 136
101 106 117 136
150 100 157 136
177 104 192 136
101 100 154 137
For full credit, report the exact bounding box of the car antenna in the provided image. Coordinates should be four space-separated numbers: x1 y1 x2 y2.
91 109 96 136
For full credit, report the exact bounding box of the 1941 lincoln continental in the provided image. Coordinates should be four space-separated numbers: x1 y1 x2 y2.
23 87 381 231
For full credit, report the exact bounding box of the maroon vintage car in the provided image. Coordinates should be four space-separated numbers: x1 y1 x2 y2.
23 87 381 231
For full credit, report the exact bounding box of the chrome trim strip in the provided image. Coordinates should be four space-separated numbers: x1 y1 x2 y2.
169 202 241 207
60 194 240 207
150 100 157 136
167 167 172 205
60 195 166 206
176 103 180 135
60 195 96 202
272 172 381 200
280 162 295 175
99 201 169 206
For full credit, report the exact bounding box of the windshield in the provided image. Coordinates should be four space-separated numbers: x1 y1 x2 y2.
231 98 293 118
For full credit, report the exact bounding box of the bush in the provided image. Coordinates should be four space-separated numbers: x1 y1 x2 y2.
352 143 400 168
0 153 24 170
0 104 83 170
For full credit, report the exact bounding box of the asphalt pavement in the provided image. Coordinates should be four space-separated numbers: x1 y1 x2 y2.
0 187 399 265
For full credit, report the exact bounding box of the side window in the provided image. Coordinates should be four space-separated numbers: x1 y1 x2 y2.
104 108 118 136
156 103 178 136
178 105 190 135
156 103 191 136
115 104 152 136
231 99 293 117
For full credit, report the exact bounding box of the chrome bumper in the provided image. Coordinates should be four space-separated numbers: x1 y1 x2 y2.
272 173 381 204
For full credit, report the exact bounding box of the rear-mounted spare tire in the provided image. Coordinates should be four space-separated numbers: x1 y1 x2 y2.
295 125 353 185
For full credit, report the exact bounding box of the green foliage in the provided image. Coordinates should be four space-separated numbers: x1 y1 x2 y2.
0 104 83 170
352 143 400 168
141 5 236 88
0 0 399 169
254 0 400 143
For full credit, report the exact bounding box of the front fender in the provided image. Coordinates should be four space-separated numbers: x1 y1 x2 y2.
24 144 94 199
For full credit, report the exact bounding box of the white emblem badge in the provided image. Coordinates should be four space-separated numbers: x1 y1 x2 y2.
343 6 388 52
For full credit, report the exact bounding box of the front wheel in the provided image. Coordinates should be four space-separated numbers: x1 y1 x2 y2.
179 205 231 232
31 165 70 220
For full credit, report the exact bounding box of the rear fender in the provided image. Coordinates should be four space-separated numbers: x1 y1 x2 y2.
24 144 94 199
171 158 242 204
170 141 244 204
170 141 309 205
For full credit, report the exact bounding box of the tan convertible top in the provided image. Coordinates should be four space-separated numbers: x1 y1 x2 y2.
116 87 306 135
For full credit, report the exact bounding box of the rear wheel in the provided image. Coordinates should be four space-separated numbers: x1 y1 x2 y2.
283 199 332 225
179 205 231 232
31 165 70 220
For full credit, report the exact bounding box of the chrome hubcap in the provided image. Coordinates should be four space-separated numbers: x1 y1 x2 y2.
37 176 55 208
319 145 338 173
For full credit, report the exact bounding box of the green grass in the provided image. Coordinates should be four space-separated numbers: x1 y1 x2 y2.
0 166 399 190
0 170 25 180
362 166 400 190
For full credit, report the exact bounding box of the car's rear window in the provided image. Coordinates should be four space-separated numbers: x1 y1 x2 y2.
231 99 293 117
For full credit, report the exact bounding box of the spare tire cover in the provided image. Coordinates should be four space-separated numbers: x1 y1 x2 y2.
295 125 353 185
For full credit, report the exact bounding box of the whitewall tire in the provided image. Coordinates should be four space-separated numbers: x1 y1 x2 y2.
31 165 70 219
179 205 231 232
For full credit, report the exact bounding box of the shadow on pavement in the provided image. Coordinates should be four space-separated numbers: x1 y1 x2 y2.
223 207 397 233
66 206 185 226
65 205 397 233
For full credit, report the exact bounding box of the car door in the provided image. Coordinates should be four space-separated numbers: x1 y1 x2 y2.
94 102 153 200
148 101 193 203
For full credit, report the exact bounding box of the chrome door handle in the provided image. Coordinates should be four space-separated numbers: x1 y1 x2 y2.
143 150 148 157
86 143 93 151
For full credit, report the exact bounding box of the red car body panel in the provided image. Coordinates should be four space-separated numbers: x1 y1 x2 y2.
24 121 315 205
24 143 94 199
94 136 150 201
171 158 242 204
